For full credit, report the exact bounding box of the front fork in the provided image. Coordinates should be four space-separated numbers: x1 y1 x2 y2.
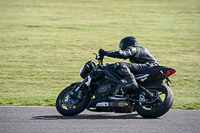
74 77 88 91
74 65 100 92
66 78 88 101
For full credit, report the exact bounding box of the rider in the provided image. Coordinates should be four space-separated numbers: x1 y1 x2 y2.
99 36 159 92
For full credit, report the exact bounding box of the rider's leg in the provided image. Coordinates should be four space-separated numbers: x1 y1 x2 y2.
114 62 138 91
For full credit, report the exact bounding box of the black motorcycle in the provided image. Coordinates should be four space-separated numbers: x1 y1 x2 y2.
56 53 176 118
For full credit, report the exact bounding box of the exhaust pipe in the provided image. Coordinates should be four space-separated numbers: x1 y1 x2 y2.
96 101 129 108
110 101 128 107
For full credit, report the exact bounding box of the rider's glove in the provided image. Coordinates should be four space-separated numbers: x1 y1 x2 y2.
98 48 107 56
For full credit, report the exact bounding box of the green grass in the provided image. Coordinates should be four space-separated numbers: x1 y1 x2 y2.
0 0 199 109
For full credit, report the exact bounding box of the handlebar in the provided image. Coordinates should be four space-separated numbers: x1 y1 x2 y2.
93 53 104 65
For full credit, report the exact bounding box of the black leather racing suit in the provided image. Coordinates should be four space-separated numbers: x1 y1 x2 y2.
104 46 159 91
105 46 159 74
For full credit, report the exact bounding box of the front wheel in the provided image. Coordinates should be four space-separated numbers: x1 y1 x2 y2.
135 84 174 118
56 83 90 116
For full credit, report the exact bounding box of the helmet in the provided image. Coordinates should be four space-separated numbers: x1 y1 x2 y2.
119 36 138 50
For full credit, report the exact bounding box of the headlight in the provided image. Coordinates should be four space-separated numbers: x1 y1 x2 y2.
79 61 96 79
79 65 85 76
79 64 90 79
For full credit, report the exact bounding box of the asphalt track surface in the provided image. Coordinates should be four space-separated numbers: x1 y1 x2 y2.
0 106 200 133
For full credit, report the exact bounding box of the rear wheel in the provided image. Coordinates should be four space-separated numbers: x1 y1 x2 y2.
135 84 174 118
56 83 90 116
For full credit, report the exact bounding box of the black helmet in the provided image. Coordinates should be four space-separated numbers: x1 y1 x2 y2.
119 36 138 50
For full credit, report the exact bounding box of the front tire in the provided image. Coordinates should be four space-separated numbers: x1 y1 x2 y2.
135 84 174 118
56 83 90 116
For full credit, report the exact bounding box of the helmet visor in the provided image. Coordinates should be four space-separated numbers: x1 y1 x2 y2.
119 42 123 50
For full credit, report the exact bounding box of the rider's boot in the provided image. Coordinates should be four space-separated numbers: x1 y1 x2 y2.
121 75 138 91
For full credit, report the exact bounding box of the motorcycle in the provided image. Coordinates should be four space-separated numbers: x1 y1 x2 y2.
56 53 176 118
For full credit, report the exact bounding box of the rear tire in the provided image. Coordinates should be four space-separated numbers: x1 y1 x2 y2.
56 83 90 116
135 84 174 118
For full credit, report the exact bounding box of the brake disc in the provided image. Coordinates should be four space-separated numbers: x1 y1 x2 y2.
62 91 80 106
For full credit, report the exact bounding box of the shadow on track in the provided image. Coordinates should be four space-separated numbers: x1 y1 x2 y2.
32 113 157 120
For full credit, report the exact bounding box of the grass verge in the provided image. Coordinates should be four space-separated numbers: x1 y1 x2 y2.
0 0 199 110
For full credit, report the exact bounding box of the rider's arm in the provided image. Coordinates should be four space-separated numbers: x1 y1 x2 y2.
105 46 137 60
